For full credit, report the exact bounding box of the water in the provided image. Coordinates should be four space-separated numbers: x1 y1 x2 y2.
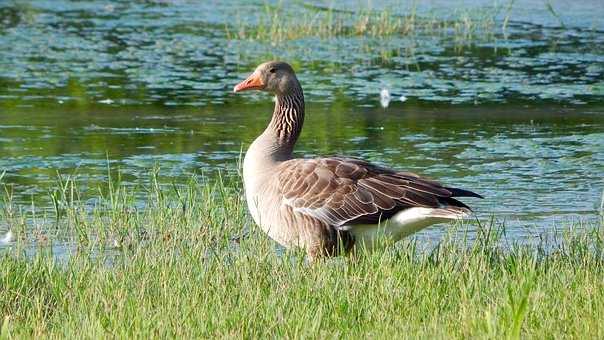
1 0 603 248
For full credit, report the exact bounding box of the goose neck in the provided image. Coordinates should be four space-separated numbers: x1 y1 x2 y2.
262 86 305 159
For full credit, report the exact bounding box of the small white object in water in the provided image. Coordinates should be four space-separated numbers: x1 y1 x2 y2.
380 88 391 108
99 98 114 104
600 188 604 215
1 230 13 244
400 95 408 102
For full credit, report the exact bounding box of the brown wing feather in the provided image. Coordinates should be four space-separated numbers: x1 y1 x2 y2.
277 157 481 227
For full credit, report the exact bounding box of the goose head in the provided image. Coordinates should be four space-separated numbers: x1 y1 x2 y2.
233 61 300 96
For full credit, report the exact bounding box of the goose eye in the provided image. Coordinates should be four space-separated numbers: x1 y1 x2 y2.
269 68 276 74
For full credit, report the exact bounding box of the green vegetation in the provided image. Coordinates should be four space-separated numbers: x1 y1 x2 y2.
226 2 500 44
1 172 603 338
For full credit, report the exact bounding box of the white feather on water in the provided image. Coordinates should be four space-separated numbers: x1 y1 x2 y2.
99 98 114 104
380 88 408 108
1 230 13 245
380 88 391 108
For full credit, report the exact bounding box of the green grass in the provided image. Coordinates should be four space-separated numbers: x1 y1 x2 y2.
1 172 603 338
226 2 500 44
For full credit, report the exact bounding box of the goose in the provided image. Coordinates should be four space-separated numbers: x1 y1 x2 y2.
233 61 482 260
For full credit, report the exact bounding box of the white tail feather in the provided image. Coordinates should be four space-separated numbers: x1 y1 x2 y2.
346 207 469 251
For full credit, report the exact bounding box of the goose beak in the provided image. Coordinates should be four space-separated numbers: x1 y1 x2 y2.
233 72 265 93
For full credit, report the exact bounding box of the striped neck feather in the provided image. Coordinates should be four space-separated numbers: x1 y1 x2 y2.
266 85 305 158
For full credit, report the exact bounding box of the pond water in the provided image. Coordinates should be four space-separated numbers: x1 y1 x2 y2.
1 0 603 247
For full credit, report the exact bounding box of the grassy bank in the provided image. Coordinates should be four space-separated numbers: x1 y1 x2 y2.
1 174 603 338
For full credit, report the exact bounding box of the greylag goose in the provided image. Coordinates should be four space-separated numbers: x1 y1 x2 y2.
234 61 482 259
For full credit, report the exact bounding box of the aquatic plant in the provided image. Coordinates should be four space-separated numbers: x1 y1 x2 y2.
225 2 500 45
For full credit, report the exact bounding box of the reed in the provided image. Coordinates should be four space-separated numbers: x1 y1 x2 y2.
225 2 500 45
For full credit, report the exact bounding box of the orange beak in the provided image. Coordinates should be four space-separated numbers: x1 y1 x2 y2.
233 72 265 93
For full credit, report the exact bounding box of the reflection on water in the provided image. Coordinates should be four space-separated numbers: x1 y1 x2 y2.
1 101 602 236
0 1 603 247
